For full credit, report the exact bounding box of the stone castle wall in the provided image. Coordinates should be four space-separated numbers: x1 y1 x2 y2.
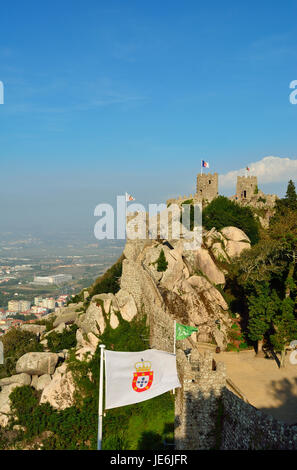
175 350 226 450
221 388 297 450
174 350 297 450
167 171 277 210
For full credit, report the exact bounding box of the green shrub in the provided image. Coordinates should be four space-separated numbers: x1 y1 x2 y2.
88 256 124 299
46 324 78 353
35 316 56 332
156 249 168 272
202 196 260 244
226 343 238 352
0 329 43 378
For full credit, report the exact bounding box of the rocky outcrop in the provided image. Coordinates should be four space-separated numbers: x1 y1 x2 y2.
53 303 83 327
36 374 52 391
0 373 31 387
76 301 105 336
16 352 59 376
220 227 251 258
115 289 138 322
0 383 23 427
195 248 225 285
40 364 75 410
20 324 46 335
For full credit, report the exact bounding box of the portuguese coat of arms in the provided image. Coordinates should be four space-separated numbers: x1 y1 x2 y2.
132 359 154 393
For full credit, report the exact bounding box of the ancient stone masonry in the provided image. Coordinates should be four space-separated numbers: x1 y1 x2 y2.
174 349 297 450
236 175 258 200
231 175 277 209
166 171 277 214
196 172 218 202
221 389 297 450
175 350 226 450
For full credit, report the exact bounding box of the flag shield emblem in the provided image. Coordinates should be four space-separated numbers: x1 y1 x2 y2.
132 371 154 392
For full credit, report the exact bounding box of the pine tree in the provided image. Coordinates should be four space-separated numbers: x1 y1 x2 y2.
247 284 280 356
271 297 297 367
285 180 297 210
156 249 168 272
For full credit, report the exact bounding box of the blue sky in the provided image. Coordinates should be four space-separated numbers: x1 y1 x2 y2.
1 0 297 235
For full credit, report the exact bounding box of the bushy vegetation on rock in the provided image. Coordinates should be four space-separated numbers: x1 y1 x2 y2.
156 249 168 272
203 196 260 244
0 329 43 379
88 255 124 299
46 324 78 353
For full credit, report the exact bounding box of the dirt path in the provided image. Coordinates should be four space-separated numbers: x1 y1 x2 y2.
218 349 297 424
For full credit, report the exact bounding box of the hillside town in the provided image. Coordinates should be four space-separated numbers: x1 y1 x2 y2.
0 295 69 335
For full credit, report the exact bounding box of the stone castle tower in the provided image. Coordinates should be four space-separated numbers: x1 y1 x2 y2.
196 172 218 202
236 175 258 200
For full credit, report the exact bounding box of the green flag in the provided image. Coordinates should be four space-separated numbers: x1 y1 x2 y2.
176 322 198 341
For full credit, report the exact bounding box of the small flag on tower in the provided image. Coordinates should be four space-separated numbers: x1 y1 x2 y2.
125 192 135 202
246 166 250 171
202 160 209 168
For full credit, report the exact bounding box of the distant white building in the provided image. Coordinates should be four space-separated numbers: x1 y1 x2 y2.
33 274 72 286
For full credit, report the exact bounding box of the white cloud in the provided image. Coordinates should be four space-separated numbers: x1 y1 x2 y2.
220 156 297 189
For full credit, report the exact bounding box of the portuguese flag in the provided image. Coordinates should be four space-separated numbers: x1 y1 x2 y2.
176 322 198 341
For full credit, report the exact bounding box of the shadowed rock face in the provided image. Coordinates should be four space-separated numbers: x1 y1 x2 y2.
159 288 189 325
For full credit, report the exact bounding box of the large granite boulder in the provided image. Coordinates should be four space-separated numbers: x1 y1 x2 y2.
120 259 164 317
195 248 225 285
53 303 83 327
0 373 31 387
115 289 138 322
16 352 59 375
220 226 250 243
225 240 251 258
76 301 105 335
20 324 46 335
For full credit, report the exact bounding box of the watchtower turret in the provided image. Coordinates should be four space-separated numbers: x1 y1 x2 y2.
196 172 218 202
236 175 258 200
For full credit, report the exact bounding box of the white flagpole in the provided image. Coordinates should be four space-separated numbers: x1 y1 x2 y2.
97 344 106 450
173 320 176 395
174 320 176 356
